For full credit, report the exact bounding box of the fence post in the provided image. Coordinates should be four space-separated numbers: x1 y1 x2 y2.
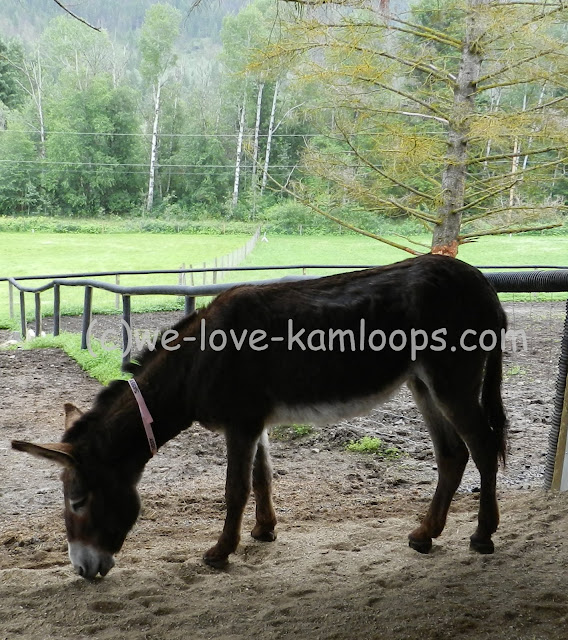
81 286 93 350
213 258 218 284
19 291 26 340
8 281 14 319
185 296 196 316
202 262 206 285
122 294 131 368
115 275 120 310
53 284 61 337
189 264 194 287
34 293 42 337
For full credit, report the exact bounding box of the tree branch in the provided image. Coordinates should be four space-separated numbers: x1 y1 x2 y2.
459 222 562 240
477 47 562 85
265 172 423 256
51 0 101 31
467 145 565 166
353 74 449 119
337 125 436 201
456 180 522 215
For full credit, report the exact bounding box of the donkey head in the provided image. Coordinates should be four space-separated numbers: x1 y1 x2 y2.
12 403 140 579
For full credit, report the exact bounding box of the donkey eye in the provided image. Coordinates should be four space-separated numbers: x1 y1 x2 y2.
70 497 88 513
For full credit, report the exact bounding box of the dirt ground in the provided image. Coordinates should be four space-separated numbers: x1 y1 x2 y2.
1 301 568 640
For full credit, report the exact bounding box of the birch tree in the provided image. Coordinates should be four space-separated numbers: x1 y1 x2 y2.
268 0 568 256
139 3 182 212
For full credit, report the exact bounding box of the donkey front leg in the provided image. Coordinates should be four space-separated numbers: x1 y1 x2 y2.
203 429 260 568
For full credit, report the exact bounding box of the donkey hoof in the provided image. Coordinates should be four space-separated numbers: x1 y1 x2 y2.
203 548 229 569
251 527 277 543
408 535 432 554
469 537 495 554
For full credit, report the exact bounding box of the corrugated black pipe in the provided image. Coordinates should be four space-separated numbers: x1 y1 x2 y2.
482 271 568 490
485 270 568 293
543 301 568 489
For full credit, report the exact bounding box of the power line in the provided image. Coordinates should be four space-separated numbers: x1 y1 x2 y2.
0 130 322 138
0 129 447 138
0 159 306 168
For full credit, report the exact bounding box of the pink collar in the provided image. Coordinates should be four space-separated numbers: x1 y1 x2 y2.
127 379 158 456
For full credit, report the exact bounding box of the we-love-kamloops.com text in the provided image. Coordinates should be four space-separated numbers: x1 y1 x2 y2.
87 319 527 361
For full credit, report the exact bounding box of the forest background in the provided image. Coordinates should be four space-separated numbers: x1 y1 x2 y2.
0 0 567 255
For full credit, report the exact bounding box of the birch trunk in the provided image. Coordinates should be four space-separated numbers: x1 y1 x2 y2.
252 82 264 190
431 0 487 257
261 80 280 195
166 93 179 196
508 93 527 222
34 50 46 159
232 99 246 209
146 82 162 213
17 51 46 158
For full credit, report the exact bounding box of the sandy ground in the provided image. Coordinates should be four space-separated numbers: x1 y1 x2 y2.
1 301 567 640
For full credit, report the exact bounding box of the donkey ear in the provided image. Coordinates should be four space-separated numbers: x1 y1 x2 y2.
64 403 83 430
11 441 76 468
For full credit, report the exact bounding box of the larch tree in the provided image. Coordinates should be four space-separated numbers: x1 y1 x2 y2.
265 0 568 256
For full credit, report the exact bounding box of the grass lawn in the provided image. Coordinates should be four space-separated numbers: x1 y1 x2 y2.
0 232 249 325
234 234 568 280
1 231 567 329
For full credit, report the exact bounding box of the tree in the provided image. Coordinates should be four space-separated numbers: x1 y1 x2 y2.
43 74 144 215
267 0 568 255
139 3 182 212
0 38 26 112
220 0 308 212
0 124 41 215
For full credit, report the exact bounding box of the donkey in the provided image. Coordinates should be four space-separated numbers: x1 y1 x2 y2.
12 254 508 579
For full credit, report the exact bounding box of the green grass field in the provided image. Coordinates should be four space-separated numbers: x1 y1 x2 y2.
0 232 250 325
234 234 568 277
2 230 566 384
1 231 567 329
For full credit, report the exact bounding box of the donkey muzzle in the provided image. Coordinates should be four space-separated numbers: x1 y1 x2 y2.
68 542 115 579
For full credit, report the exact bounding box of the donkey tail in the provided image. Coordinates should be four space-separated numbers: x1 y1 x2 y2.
482 343 508 465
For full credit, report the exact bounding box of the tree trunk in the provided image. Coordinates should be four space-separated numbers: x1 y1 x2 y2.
166 93 179 196
261 80 280 195
252 82 264 191
34 50 46 159
146 82 162 213
232 97 246 209
431 0 487 257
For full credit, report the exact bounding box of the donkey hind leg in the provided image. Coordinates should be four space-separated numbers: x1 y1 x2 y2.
203 428 261 568
425 376 501 554
251 430 277 542
407 377 470 554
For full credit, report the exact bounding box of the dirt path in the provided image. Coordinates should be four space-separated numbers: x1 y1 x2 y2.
1 301 567 639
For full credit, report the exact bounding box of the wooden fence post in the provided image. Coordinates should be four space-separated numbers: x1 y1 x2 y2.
34 293 42 337
8 281 14 319
185 296 196 316
115 275 120 310
53 284 61 337
122 294 132 369
81 287 93 350
19 291 26 340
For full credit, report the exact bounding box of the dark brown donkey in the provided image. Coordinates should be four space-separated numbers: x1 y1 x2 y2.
13 254 508 579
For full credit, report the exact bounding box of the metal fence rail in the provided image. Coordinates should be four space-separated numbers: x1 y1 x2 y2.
3 264 568 492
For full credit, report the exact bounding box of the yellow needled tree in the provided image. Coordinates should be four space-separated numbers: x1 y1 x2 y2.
260 0 568 256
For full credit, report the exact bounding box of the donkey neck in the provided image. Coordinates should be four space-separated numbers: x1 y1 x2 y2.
65 374 193 473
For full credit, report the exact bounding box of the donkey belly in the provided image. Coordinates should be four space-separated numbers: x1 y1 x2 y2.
265 376 406 426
